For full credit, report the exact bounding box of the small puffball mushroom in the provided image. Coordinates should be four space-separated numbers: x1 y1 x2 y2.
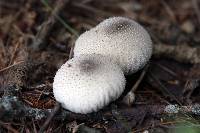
74 17 152 75
53 54 125 114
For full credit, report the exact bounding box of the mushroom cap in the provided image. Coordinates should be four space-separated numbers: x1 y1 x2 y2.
53 54 126 114
74 17 152 75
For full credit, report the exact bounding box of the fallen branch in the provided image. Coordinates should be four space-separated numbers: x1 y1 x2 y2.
153 43 200 64
31 0 74 50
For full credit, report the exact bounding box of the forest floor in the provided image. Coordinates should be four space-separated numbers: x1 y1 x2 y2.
0 0 200 133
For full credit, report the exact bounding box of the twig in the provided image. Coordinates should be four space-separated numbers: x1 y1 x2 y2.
154 63 178 77
3 7 23 28
122 65 149 106
183 79 199 101
111 106 134 132
148 71 182 105
0 39 7 58
32 119 37 133
38 43 75 132
42 0 79 36
32 0 77 50
8 39 21 66
160 0 177 23
192 0 200 25
0 120 19 133
132 65 149 93
0 61 24 73
38 102 61 133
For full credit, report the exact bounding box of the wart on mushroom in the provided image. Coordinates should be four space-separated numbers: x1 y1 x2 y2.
74 17 152 75
53 54 125 114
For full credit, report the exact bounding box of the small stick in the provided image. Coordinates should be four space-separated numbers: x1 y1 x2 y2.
131 65 149 93
160 0 177 23
0 121 19 133
39 37 75 132
192 0 200 25
32 0 68 50
38 102 61 133
148 71 182 105
0 61 24 73
32 0 78 50
122 65 149 106
8 39 21 66
154 63 178 77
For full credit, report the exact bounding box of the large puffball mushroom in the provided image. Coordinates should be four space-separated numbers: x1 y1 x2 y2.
74 17 152 75
53 54 126 114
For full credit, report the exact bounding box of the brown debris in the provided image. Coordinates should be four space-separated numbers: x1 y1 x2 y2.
0 0 200 132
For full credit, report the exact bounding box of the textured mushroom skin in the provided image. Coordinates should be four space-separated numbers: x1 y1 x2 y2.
53 54 125 114
74 17 152 74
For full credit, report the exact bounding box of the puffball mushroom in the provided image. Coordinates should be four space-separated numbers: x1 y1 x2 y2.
53 54 126 114
74 17 152 75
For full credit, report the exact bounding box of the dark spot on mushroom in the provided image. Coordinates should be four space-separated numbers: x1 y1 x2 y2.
94 29 98 33
66 63 71 67
104 19 131 35
79 59 97 73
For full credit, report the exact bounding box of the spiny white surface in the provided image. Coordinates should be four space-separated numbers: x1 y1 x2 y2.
53 54 126 114
74 17 152 75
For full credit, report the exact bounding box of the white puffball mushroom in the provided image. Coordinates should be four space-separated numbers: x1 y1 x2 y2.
53 54 126 114
74 17 152 75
